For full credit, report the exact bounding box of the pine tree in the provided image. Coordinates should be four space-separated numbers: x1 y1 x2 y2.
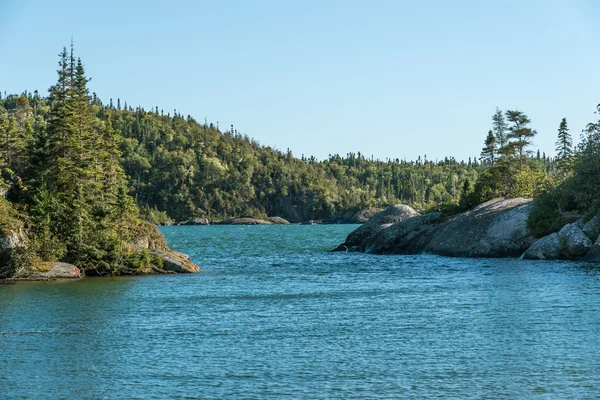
492 108 508 152
555 117 572 177
505 110 536 167
480 130 496 165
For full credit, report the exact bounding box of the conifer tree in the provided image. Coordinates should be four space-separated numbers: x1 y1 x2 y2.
505 110 536 167
492 108 508 152
480 130 496 165
555 117 572 177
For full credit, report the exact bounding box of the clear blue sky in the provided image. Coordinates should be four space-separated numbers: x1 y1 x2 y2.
1 0 599 161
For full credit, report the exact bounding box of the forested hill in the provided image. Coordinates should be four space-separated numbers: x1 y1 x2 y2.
0 89 556 224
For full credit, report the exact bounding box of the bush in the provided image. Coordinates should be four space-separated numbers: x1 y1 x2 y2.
527 191 566 238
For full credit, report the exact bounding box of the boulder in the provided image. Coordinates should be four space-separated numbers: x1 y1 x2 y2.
425 198 535 258
362 213 442 254
184 218 210 225
268 216 291 225
16 262 82 280
346 208 382 224
582 217 600 242
521 233 562 260
584 236 600 262
558 223 592 257
150 249 200 273
219 218 272 225
342 205 419 248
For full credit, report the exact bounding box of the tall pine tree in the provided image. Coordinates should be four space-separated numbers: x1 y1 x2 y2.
555 117 572 177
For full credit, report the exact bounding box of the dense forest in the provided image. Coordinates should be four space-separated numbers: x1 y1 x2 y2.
1 45 598 276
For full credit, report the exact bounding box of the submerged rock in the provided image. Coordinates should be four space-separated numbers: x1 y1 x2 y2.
340 205 419 249
521 233 562 260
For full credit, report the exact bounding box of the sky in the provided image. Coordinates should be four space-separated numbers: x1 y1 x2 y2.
1 0 599 162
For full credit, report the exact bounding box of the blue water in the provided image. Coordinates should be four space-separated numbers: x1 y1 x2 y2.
2 224 600 399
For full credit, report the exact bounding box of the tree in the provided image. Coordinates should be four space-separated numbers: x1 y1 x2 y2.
492 108 508 151
480 130 496 165
555 117 572 177
505 110 536 167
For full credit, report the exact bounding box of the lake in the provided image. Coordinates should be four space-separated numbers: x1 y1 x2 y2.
2 225 600 399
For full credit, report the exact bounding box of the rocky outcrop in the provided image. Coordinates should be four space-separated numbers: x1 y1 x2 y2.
346 208 382 224
268 216 291 225
218 217 272 225
14 262 82 280
361 213 442 254
150 249 200 273
521 233 562 260
183 218 210 226
334 198 536 258
339 205 419 249
424 198 535 258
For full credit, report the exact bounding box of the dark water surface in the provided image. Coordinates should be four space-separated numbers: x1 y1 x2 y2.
2 225 600 399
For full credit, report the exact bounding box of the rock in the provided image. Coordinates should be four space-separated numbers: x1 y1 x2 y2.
268 216 291 225
184 218 210 225
346 208 382 224
521 233 562 260
342 205 419 248
219 217 272 225
558 223 592 258
150 249 200 273
332 244 348 252
582 217 600 242
584 236 600 262
425 198 535 258
362 213 442 254
16 262 82 280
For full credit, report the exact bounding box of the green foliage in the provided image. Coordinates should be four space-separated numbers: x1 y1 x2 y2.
527 190 566 238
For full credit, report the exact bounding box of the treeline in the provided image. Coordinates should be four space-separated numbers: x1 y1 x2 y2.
2 90 497 223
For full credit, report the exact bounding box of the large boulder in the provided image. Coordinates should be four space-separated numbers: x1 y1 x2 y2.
361 213 442 254
582 217 600 242
558 223 592 257
150 249 200 273
425 198 535 258
346 208 382 224
219 218 272 225
521 233 562 260
584 236 600 262
15 262 82 280
340 205 419 249
268 216 291 225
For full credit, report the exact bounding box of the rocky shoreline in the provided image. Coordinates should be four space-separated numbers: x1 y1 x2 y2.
0 224 200 282
333 198 600 262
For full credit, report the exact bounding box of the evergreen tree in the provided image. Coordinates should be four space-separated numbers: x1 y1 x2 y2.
505 110 536 167
492 108 508 151
480 130 496 165
555 117 572 177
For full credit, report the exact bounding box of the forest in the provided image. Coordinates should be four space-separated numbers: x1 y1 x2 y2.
1 45 599 275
